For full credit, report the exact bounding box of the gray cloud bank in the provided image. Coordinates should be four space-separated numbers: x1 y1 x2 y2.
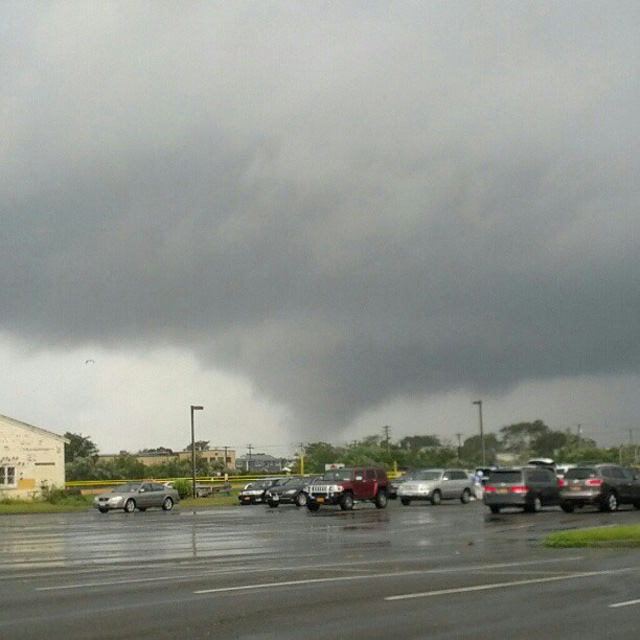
2 2 640 435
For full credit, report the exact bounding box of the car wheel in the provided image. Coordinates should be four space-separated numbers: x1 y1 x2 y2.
340 493 354 511
561 502 575 513
374 491 388 509
601 492 618 512
98 507 108 513
525 495 542 513
124 499 136 513
430 490 442 506
295 493 307 507
306 502 320 511
460 489 471 504
162 497 174 511
633 501 640 510
489 505 501 514
267 500 279 508
400 497 411 506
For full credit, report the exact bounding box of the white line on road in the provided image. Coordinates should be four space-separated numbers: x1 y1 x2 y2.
609 598 640 609
192 557 586 596
36 556 585 593
385 568 639 601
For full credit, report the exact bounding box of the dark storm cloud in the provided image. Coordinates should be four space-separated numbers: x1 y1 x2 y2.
2 2 640 435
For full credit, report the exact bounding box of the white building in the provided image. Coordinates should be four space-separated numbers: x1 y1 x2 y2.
0 414 69 498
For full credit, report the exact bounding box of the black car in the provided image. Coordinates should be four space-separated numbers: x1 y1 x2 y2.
559 464 640 513
483 466 562 514
238 478 285 505
265 477 316 507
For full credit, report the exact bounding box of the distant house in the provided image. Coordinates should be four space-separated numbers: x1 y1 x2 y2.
177 448 237 471
0 414 69 498
237 453 285 473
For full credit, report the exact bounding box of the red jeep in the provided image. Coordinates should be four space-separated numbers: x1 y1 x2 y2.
305 467 389 511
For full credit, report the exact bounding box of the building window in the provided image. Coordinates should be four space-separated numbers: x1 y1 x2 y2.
0 466 17 487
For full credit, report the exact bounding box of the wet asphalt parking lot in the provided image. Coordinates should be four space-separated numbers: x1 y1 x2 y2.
1 499 639 639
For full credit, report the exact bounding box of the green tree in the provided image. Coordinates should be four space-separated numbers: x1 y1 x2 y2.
183 440 210 452
531 430 569 458
499 421 549 455
64 432 99 462
459 434 500 466
301 442 344 473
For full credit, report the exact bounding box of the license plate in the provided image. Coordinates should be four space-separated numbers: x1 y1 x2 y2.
498 488 508 494
571 486 581 491
316 497 325 502
242 497 250 501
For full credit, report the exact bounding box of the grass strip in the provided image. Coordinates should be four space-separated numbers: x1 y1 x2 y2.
545 524 640 548
0 490 243 514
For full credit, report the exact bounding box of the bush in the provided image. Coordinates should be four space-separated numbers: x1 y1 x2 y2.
171 478 193 499
40 484 68 504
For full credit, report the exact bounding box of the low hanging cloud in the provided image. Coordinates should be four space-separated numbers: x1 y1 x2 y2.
2 3 640 438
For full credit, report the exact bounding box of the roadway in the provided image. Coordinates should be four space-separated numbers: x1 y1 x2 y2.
1 500 639 639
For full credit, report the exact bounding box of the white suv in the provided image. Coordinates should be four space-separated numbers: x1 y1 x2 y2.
397 469 474 506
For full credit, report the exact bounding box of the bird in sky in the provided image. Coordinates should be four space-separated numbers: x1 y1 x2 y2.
85 359 95 365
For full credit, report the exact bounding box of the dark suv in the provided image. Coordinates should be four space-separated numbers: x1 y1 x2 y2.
305 468 389 511
559 464 640 513
483 466 561 514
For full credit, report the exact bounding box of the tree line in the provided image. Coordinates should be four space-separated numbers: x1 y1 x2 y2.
294 420 638 474
64 433 226 481
64 420 638 481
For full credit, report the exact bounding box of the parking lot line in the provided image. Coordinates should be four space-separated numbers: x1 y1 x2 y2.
609 598 640 609
35 556 585 593
385 568 639 601
193 557 586 596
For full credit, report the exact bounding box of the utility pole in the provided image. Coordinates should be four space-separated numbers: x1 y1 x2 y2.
472 401 486 466
382 425 391 454
224 445 228 470
455 433 463 460
247 444 253 472
299 442 305 476
190 405 204 499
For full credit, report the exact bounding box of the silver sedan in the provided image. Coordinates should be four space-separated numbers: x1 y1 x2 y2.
94 481 180 513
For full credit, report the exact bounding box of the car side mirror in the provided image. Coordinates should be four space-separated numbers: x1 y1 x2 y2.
139 489 145 493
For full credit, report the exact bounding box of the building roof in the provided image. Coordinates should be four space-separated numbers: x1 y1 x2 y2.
0 413 70 444
237 453 280 462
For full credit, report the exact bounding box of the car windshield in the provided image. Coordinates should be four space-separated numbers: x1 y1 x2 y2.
489 471 523 484
565 467 597 480
113 483 142 493
323 470 353 481
415 471 443 481
253 479 275 489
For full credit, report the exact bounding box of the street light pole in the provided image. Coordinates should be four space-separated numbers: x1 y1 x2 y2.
190 405 204 498
472 400 486 466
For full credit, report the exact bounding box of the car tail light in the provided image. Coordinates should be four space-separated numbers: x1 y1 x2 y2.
587 479 603 486
484 486 496 493
510 485 529 494
558 479 566 487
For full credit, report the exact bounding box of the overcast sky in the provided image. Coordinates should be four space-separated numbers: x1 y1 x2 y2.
2 2 640 455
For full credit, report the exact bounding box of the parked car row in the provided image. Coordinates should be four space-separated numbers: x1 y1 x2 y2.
93 463 640 516
483 464 640 514
240 467 477 512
